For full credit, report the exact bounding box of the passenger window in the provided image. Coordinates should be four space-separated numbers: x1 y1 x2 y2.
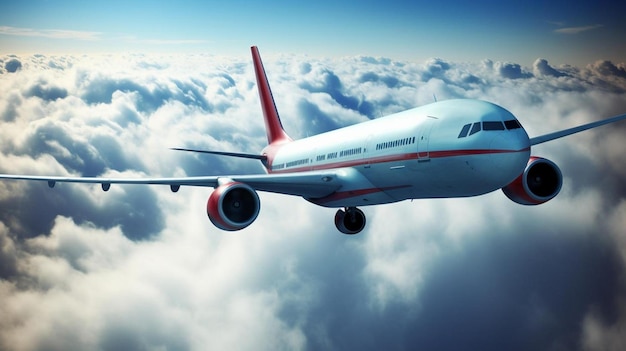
469 122 481 136
458 124 471 138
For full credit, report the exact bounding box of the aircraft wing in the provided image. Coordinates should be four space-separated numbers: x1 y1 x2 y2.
0 170 342 198
530 112 626 145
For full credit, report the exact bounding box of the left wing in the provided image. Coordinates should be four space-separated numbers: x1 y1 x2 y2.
530 112 626 145
0 170 341 198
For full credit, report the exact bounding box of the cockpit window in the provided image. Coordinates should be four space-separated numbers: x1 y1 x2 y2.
469 122 481 136
458 124 471 138
459 119 522 138
504 120 522 130
483 121 505 131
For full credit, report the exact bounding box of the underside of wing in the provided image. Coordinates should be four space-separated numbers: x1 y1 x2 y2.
229 171 341 198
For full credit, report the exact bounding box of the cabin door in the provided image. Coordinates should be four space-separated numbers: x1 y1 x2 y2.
417 116 437 162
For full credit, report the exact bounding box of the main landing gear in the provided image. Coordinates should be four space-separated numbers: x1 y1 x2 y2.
334 207 366 235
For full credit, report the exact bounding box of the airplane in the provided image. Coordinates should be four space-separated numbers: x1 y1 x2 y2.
1 46 626 234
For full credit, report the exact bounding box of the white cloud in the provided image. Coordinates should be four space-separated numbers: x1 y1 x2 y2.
582 300 626 351
0 26 101 41
0 52 626 350
555 24 604 34
123 37 210 46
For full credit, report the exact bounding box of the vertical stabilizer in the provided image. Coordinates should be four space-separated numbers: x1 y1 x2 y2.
251 46 292 145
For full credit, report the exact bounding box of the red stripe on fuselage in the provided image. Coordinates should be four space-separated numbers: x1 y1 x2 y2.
268 147 530 174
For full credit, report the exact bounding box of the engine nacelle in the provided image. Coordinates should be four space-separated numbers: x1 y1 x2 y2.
334 207 366 234
207 182 260 231
502 156 562 205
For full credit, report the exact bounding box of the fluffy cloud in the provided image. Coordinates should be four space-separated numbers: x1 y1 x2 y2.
533 58 569 78
0 52 626 351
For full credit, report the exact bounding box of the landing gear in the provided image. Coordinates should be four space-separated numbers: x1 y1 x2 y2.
334 207 366 234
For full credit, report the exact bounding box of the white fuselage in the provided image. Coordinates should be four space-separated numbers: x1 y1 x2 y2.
264 99 531 207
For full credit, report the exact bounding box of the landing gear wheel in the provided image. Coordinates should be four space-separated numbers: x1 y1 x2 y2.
334 207 366 234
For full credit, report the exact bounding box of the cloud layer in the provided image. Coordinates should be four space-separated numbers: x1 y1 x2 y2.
1 52 626 351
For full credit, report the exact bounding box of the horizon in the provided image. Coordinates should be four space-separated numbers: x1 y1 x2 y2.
2 1 625 67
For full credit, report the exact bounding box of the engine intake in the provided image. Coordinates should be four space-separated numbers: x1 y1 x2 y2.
502 156 562 205
207 182 260 231
335 207 366 234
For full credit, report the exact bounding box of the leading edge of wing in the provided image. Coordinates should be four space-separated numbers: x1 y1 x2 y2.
530 112 626 146
0 171 341 198
0 174 217 187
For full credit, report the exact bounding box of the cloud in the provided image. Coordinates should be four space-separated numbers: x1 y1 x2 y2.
4 59 22 73
0 52 626 350
587 60 626 79
299 68 374 118
494 62 534 79
25 84 68 101
126 38 210 46
421 58 451 80
533 58 568 78
555 24 603 34
0 26 101 41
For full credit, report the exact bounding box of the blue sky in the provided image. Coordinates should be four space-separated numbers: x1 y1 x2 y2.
1 0 625 66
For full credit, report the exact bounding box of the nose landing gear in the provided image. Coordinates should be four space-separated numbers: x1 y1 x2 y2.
334 207 366 234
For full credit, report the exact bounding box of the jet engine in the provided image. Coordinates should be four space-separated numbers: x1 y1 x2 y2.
335 207 366 234
207 182 260 231
502 156 562 205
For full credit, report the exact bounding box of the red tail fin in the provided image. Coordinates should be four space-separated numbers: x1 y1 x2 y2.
251 46 292 145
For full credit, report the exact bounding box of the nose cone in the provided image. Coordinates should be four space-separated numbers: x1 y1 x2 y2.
490 129 530 153
482 102 531 185
488 122 531 186
491 104 530 148
491 134 530 178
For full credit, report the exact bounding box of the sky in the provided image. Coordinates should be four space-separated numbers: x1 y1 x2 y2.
1 1 626 351
1 0 626 66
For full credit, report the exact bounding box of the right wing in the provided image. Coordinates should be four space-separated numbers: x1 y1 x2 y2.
0 170 342 198
529 112 626 146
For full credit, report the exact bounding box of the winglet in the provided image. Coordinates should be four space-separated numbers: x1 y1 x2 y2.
251 46 292 145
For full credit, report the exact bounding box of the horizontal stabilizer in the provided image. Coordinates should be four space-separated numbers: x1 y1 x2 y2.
170 147 267 161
